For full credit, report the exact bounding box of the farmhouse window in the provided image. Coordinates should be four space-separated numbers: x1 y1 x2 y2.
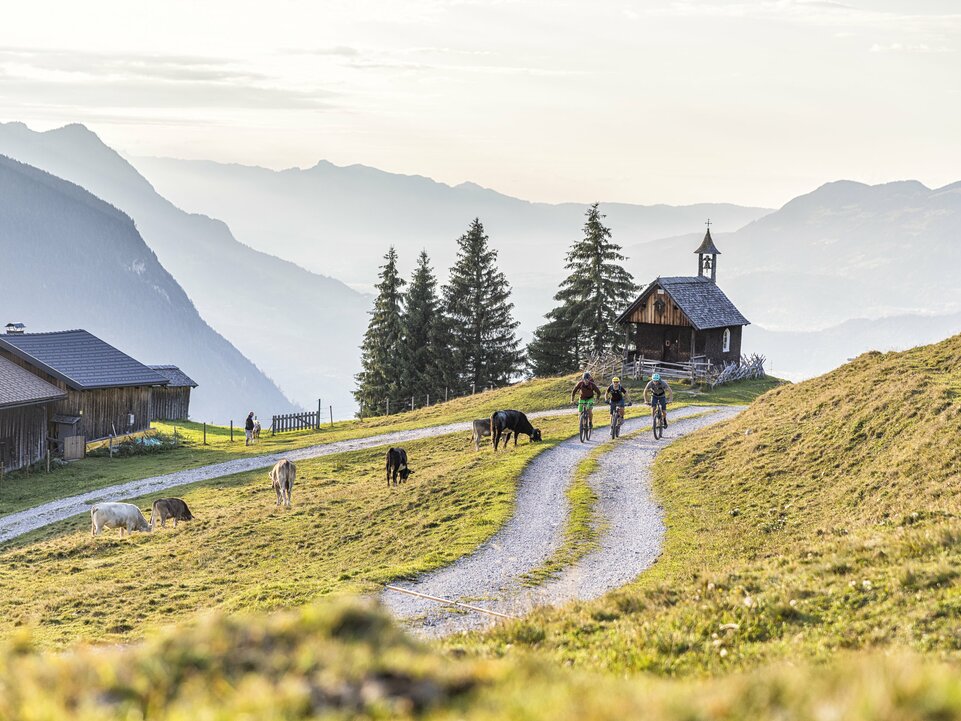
722 328 731 353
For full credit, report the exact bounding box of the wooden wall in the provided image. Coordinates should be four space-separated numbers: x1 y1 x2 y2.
625 290 693 327
631 324 743 366
150 387 191 421
0 404 48 473
0 348 153 440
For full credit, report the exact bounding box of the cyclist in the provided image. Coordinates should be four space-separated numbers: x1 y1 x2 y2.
605 376 629 424
644 373 674 426
571 371 602 429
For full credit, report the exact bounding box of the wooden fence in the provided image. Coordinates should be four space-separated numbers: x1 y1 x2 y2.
271 410 320 435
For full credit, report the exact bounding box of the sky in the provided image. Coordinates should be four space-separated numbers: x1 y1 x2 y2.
0 0 958 208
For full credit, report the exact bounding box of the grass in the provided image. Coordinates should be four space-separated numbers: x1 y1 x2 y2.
464 334 961 675
0 374 778 519
5 598 961 720
0 414 588 648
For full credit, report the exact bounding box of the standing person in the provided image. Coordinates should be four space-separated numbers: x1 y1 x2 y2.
643 373 674 426
571 371 602 429
245 411 255 446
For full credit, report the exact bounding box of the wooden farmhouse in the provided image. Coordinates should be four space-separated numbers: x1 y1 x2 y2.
617 228 749 368
0 356 66 473
0 329 170 444
148 365 197 421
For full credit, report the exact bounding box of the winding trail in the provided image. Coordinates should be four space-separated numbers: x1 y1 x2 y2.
0 408 575 545
383 405 744 637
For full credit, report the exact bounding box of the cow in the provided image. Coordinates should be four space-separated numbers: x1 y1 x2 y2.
253 419 262 440
150 498 195 529
471 418 510 451
91 502 151 537
269 458 296 507
386 447 414 487
491 410 542 451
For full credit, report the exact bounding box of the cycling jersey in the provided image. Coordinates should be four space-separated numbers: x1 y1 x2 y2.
607 384 627 402
572 379 601 401
646 379 670 397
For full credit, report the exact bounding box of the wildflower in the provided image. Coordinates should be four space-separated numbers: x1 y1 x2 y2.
862 580 872 590
719 648 728 657
712 638 722 647
743 595 754 608
707 582 716 592
789 599 797 607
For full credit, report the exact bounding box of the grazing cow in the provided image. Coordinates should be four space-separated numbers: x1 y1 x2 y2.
150 498 195 529
253 419 262 440
386 447 414 487
490 410 542 451
269 458 296 507
471 418 510 451
91 502 151 537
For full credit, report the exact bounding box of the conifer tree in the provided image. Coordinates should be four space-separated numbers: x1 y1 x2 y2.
528 203 637 370
354 247 405 415
442 218 523 390
398 250 442 403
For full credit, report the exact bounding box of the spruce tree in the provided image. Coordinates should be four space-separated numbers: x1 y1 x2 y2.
442 218 523 391
398 250 442 403
528 203 637 370
354 247 406 415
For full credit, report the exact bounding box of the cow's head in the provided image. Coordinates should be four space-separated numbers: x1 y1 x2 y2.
531 428 542 442
400 467 413 482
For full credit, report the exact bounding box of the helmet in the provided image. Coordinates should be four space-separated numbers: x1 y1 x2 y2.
652 373 661 382
612 376 620 383
582 371 592 380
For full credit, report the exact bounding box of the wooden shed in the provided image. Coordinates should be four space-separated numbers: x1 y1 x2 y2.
148 365 197 421
0 356 66 473
617 228 750 368
0 330 168 443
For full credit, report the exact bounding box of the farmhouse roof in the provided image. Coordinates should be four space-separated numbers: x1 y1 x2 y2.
0 330 168 391
693 228 721 255
148 365 198 388
0 355 67 409
617 276 750 331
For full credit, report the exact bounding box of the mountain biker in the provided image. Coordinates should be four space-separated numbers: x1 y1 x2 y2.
644 373 674 426
605 376 629 423
571 371 602 428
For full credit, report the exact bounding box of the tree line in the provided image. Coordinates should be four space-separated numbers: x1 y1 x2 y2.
354 205 638 416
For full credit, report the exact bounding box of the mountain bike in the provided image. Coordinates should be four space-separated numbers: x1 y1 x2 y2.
578 402 593 443
609 401 631 439
652 401 666 440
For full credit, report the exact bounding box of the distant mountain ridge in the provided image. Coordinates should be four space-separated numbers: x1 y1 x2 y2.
131 154 773 336
0 154 295 422
0 122 371 416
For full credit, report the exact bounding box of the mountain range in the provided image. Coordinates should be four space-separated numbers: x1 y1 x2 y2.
0 154 294 422
0 122 371 416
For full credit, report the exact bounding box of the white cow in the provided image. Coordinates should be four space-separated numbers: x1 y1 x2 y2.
91 502 151 537
269 458 296 507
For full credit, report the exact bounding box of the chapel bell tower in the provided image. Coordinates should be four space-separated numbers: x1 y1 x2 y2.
694 219 721 282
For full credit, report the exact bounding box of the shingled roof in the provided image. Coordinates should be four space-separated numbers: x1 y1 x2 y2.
0 330 168 391
617 276 750 331
149 365 198 388
0 355 67 409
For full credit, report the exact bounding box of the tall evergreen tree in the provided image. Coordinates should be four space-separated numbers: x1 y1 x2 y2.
398 250 442 403
527 203 637 371
354 247 406 415
442 218 523 390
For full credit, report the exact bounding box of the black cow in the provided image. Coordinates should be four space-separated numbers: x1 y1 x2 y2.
490 410 542 451
149 498 194 529
386 447 414 487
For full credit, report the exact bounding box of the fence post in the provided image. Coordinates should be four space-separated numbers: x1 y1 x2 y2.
386 399 390 416
472 383 476 395
329 406 333 426
230 420 234 442
317 399 322 430
426 393 429 406
203 423 207 445
445 387 449 402
411 395 415 411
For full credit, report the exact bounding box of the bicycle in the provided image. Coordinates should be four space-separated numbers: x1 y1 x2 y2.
609 401 631 439
652 402 666 440
578 402 593 443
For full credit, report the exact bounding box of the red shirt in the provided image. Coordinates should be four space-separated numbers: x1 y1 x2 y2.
572 379 601 400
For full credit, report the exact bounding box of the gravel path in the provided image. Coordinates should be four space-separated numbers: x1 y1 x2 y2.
382 405 744 637
0 408 575 545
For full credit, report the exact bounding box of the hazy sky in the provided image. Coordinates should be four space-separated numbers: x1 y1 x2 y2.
0 0 958 207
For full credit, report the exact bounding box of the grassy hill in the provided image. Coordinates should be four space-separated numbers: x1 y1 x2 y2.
467 334 961 673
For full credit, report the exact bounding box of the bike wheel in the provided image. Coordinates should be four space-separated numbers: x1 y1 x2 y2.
586 417 592 441
579 415 587 443
615 418 621 438
610 417 616 439
653 412 662 440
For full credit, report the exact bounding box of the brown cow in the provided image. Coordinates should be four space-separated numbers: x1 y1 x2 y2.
150 498 195 529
